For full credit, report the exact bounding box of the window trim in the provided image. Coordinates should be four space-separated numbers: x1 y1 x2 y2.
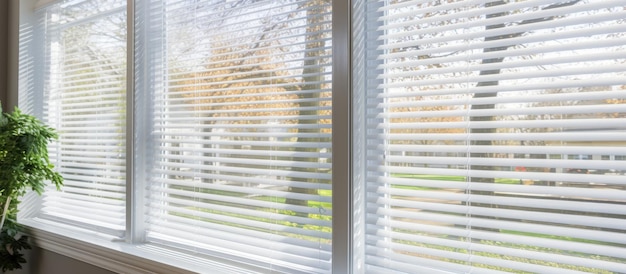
21 218 268 274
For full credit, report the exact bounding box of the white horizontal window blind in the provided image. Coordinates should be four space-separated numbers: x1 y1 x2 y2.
354 0 626 273
137 0 332 272
41 0 127 236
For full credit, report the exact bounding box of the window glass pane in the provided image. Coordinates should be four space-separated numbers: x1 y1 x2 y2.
354 1 626 273
137 0 332 272
38 0 127 236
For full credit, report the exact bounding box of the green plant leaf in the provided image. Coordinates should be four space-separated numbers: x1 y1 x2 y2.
0 106 62 271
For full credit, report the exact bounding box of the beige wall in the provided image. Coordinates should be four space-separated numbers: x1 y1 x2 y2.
0 0 7 111
8 246 115 274
12 247 116 274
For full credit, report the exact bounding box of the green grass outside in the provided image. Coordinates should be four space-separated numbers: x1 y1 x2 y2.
395 236 618 274
170 173 624 273
394 173 521 184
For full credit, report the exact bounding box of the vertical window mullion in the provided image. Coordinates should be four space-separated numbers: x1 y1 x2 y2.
125 0 138 243
331 0 351 272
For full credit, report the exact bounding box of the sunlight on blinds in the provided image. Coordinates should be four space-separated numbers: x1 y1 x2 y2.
354 0 626 273
41 0 127 236
135 0 333 272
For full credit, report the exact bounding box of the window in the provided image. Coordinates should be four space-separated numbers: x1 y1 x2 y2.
38 0 128 236
22 0 332 272
17 0 626 273
136 1 332 272
353 0 626 273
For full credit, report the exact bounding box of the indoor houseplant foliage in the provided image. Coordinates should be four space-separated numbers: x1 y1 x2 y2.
0 105 63 271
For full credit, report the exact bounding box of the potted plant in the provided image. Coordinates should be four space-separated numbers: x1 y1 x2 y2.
0 105 63 271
